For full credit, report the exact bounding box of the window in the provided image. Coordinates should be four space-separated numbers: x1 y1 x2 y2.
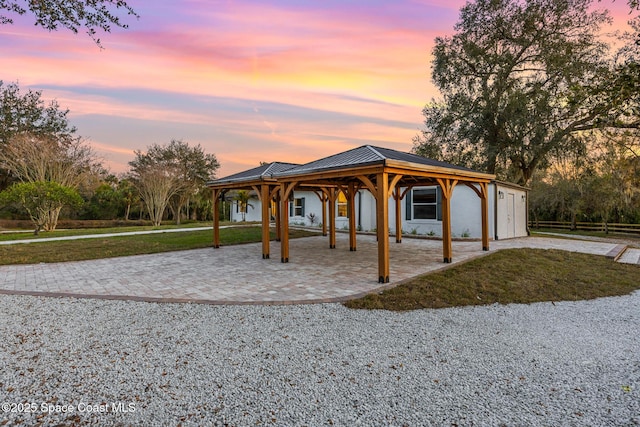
290 197 305 217
410 188 440 220
337 192 348 217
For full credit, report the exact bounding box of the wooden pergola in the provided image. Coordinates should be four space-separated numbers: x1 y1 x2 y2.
209 146 495 283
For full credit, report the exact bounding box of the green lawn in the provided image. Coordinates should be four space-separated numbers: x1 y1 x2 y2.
530 228 640 246
0 221 235 242
0 226 318 265
344 248 640 311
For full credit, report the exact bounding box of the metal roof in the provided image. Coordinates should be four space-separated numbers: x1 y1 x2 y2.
210 145 487 186
208 161 299 185
274 145 478 176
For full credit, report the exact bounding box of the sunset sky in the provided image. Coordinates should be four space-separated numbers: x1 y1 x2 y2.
1 0 636 177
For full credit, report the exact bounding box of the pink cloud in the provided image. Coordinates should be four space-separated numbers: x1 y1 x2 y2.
3 0 637 178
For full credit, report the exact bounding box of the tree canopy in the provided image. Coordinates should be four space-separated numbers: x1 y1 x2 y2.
414 0 640 186
0 0 138 46
128 140 220 226
0 81 76 147
0 81 79 190
0 132 99 229
0 181 82 234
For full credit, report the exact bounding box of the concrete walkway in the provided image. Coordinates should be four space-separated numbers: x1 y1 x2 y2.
0 233 638 305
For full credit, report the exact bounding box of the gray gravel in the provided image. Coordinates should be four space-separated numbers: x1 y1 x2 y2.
0 293 638 426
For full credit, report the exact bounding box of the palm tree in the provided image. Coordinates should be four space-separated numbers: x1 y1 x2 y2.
233 190 254 221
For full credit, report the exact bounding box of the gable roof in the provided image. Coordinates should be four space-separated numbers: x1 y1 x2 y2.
274 145 478 177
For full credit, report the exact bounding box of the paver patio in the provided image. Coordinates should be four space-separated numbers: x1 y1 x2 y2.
0 234 636 304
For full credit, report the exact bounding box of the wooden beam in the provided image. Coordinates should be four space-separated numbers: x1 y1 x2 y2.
348 182 357 251
212 189 221 248
269 186 280 200
356 175 377 197
388 174 404 196
278 165 384 183
383 160 495 181
376 172 390 283
463 182 483 198
251 185 261 201
261 184 270 259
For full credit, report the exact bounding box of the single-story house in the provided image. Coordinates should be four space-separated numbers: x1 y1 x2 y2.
208 145 528 283
229 180 528 241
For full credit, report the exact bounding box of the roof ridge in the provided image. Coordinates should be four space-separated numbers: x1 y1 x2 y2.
263 161 301 176
262 162 276 176
365 145 386 160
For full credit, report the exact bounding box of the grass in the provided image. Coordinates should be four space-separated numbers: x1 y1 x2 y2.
531 227 640 241
0 222 240 242
344 248 640 311
0 226 318 265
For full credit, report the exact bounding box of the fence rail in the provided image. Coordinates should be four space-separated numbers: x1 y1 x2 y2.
529 220 640 235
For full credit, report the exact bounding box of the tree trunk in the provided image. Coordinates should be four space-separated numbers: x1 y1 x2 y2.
168 201 182 225
44 207 62 231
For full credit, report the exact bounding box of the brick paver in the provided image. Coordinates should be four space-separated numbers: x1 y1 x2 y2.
0 234 630 304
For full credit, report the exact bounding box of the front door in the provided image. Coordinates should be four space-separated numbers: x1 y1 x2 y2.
507 193 516 238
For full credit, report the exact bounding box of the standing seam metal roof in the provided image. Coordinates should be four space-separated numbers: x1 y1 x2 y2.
208 162 299 184
273 145 478 176
210 145 486 185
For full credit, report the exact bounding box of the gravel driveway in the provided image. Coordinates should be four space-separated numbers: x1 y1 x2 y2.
1 293 638 426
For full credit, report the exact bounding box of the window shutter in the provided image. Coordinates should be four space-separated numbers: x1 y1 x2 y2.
436 187 442 221
301 197 305 217
405 189 412 221
289 200 293 217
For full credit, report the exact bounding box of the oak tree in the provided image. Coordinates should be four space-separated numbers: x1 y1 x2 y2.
414 0 639 185
0 0 138 46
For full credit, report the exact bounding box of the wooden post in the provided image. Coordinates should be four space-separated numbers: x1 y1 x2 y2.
261 184 270 259
212 189 221 248
280 183 290 263
348 182 357 251
437 179 457 263
376 172 390 283
321 192 327 236
275 193 281 242
480 182 490 251
394 189 402 243
328 189 337 249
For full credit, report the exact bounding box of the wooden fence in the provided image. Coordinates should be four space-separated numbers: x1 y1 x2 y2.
528 220 640 235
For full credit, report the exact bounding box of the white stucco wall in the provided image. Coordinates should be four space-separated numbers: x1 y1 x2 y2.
395 185 489 238
494 182 528 239
229 181 528 239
